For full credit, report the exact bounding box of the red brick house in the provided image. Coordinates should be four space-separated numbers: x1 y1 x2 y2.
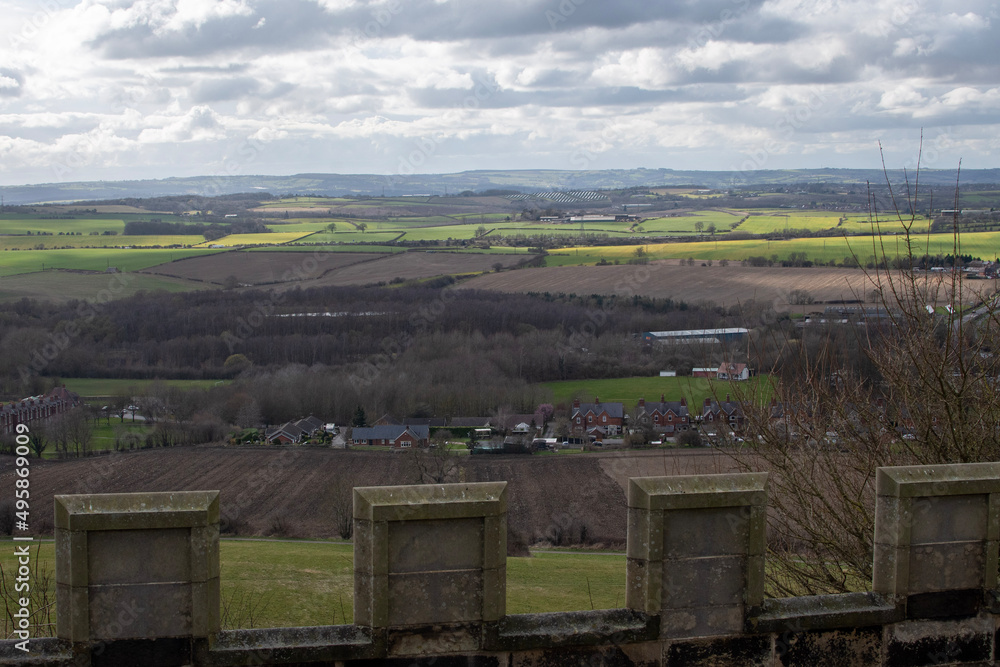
351 424 430 448
0 386 80 436
570 397 624 436
702 395 745 432
633 395 691 435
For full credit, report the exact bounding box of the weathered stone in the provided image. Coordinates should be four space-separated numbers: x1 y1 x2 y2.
662 556 745 608
909 494 988 545
660 605 744 639
627 558 661 614
56 583 89 642
387 570 483 626
874 494 912 549
87 528 191 585
388 518 483 573
54 528 87 587
665 635 772 667
663 507 750 558
353 482 507 522
748 592 901 633
877 462 1000 498
776 626 882 667
482 567 506 622
885 616 993 666
88 582 192 640
908 542 984 592
873 542 911 598
628 474 768 511
54 491 219 531
387 624 481 657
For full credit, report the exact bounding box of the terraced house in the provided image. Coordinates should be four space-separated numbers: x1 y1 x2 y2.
0 385 80 435
633 395 691 435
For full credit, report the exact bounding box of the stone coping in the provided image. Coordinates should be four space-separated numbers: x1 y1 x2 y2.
201 626 375 665
0 637 71 662
488 609 659 651
55 491 220 531
353 481 507 521
877 463 1000 497
747 592 902 633
628 473 768 510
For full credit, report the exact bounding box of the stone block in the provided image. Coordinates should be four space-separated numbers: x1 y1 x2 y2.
353 571 373 627
665 635 772 667
628 474 768 511
873 542 910 597
663 507 751 558
87 528 191 585
354 519 388 576
354 482 507 522
909 494 988 545
746 555 765 609
661 605 744 639
388 518 484 573
55 491 219 531
54 528 87 587
482 567 506 622
88 582 192 640
190 524 220 582
877 462 1000 498
874 494 912 549
387 624 482 657
908 542 985 592
387 570 483 626
483 515 506 570
56 583 89 642
191 578 221 636
662 556 745 609
626 557 662 614
886 616 993 666
627 506 663 561
776 627 882 667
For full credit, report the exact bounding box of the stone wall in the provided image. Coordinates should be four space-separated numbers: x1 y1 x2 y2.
3 463 1000 666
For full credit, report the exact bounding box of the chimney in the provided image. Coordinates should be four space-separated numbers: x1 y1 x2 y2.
680 397 686 407
660 393 665 403
595 396 600 405
705 398 712 407
573 398 580 409
638 398 645 408
726 394 731 402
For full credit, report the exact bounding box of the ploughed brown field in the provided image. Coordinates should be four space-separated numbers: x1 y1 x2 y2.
459 262 990 311
140 251 386 285
0 447 733 545
141 251 529 288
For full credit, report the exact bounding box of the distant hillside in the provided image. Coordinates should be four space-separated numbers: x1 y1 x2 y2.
2 168 997 205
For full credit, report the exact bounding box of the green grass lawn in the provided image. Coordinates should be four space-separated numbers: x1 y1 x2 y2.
538 375 768 408
57 377 228 399
0 540 627 631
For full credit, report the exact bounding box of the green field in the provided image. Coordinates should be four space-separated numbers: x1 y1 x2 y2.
0 540 627 630
0 272 211 303
0 234 203 250
195 232 314 247
57 377 228 399
738 213 842 234
0 218 126 235
539 375 768 408
0 248 227 276
547 231 1000 266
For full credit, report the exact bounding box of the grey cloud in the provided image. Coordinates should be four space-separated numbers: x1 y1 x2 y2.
191 77 261 103
0 68 24 98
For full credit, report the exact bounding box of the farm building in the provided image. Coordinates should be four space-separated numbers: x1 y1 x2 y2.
642 328 749 344
717 362 750 381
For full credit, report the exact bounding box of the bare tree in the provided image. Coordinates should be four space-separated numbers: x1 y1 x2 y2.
731 153 1000 596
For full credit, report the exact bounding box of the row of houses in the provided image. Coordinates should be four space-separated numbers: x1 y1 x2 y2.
0 386 81 436
571 394 745 440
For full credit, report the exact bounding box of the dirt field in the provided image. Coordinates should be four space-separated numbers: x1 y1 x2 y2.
0 448 732 545
299 251 529 287
459 262 994 311
141 251 385 285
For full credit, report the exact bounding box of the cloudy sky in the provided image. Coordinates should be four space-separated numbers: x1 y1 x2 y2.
0 0 997 186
